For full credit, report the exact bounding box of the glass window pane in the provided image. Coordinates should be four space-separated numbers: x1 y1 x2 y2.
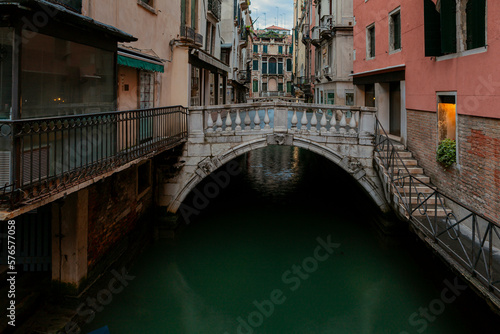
0 28 13 119
21 31 115 118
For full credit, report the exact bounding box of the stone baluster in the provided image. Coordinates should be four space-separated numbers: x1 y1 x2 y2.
320 109 328 132
291 108 298 131
349 110 357 134
310 109 318 133
206 110 214 133
339 110 347 134
244 108 252 130
215 110 223 132
329 110 337 133
225 108 233 132
254 108 261 130
264 108 271 129
301 109 309 131
235 108 242 131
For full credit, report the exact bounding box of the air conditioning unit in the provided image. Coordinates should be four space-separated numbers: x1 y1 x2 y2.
311 26 321 43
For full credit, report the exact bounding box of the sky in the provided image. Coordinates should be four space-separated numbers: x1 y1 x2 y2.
249 0 294 31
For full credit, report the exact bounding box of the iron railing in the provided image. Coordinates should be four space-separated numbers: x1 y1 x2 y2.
374 118 500 300
208 0 222 21
0 106 188 208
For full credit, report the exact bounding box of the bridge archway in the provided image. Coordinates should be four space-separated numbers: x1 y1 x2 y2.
167 137 389 215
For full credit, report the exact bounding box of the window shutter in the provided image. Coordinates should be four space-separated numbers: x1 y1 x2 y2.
181 0 186 27
278 62 283 74
286 59 292 71
440 0 457 54
253 81 258 92
394 13 401 50
191 0 196 28
253 60 258 70
466 0 486 50
424 0 442 56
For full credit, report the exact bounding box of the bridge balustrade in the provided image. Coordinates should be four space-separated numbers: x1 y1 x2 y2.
189 101 377 138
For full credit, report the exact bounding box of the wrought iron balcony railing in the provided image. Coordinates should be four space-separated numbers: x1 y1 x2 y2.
180 25 195 41
0 106 188 208
208 0 222 22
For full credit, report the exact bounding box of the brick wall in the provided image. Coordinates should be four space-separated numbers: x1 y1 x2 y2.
87 163 153 270
407 110 500 222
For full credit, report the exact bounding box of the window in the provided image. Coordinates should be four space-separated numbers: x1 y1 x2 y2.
466 0 486 50
424 0 486 56
253 60 259 71
21 31 115 119
278 46 283 54
262 82 267 92
262 58 268 74
346 91 354 106
278 83 283 92
263 44 268 54
278 58 283 74
366 24 375 58
253 80 259 92
437 94 457 142
327 91 335 104
287 81 292 93
0 28 13 119
269 58 277 74
253 44 258 53
221 49 230 65
389 8 401 52
286 59 292 72
190 66 200 106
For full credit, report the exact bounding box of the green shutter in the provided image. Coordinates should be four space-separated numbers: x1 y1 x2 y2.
253 45 258 53
466 0 486 50
278 83 283 91
278 46 283 54
393 13 401 50
262 62 267 74
278 62 283 74
287 81 292 93
424 0 442 56
253 81 258 92
286 59 292 71
191 0 196 29
440 0 457 54
253 60 259 71
263 45 268 53
181 0 186 27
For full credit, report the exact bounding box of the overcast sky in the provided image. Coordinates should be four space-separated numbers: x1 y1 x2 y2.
250 0 294 31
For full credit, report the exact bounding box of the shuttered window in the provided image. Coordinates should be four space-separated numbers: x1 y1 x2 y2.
253 60 259 71
286 59 292 71
440 0 457 54
466 0 486 50
253 80 258 92
253 45 258 53
263 45 268 53
391 11 401 51
424 0 442 56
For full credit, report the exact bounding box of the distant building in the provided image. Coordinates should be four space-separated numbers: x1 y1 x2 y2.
251 26 293 98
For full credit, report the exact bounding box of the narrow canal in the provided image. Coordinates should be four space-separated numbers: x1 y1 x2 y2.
85 146 499 334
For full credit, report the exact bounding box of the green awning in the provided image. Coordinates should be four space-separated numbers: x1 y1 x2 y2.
117 54 164 73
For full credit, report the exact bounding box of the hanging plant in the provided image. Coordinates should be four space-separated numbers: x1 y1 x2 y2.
436 138 456 169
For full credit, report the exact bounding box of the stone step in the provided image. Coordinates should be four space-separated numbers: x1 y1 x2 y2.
377 151 413 159
391 159 419 166
392 184 436 194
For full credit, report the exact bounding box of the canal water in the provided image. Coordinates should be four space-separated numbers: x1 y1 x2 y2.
84 146 499 334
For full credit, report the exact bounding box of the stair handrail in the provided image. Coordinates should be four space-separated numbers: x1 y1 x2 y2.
375 117 500 297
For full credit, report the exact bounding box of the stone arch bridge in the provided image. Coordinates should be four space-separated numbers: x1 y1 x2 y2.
159 100 389 214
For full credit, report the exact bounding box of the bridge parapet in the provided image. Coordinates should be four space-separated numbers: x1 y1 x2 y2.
189 102 377 141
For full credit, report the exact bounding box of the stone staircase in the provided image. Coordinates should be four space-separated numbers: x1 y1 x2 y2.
374 141 450 220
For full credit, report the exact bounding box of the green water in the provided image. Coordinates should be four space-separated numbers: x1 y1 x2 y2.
84 146 499 334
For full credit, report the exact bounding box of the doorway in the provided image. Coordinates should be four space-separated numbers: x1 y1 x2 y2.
389 82 401 136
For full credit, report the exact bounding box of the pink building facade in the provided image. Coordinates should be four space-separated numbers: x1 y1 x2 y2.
353 0 499 222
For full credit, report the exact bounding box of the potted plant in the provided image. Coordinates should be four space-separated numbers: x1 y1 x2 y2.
436 138 456 169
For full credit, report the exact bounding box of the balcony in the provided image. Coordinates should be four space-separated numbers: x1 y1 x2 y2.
180 26 203 47
237 70 251 84
311 26 322 45
0 107 188 209
301 24 310 43
208 0 222 22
